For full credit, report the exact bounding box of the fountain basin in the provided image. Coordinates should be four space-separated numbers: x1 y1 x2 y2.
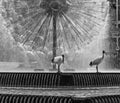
0 72 120 88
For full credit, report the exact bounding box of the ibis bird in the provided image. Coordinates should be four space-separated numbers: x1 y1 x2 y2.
89 50 106 73
51 55 64 73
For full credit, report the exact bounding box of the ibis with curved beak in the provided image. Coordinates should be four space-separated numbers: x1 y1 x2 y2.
89 50 107 73
51 55 64 73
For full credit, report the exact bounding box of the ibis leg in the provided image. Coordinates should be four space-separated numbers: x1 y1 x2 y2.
58 65 61 73
96 65 99 73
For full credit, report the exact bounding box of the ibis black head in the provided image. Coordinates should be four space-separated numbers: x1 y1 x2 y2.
51 58 54 63
62 54 64 63
62 54 64 58
89 62 92 66
102 50 106 54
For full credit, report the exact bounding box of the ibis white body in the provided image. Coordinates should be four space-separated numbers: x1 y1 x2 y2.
53 56 64 64
89 51 106 73
90 57 104 66
52 55 64 73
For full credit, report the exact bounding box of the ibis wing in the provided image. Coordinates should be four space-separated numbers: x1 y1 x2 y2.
92 57 102 66
54 56 62 63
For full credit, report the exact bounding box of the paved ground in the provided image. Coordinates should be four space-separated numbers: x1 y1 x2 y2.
0 87 120 98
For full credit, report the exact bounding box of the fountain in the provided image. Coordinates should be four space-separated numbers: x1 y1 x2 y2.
1 0 120 89
1 1 120 103
0 0 111 72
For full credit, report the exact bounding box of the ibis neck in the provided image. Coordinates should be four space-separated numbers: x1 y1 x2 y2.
63 56 64 63
102 53 104 59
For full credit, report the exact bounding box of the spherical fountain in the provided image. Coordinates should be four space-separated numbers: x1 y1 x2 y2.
1 0 109 72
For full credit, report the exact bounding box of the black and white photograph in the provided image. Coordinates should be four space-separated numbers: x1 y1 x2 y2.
0 0 120 102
